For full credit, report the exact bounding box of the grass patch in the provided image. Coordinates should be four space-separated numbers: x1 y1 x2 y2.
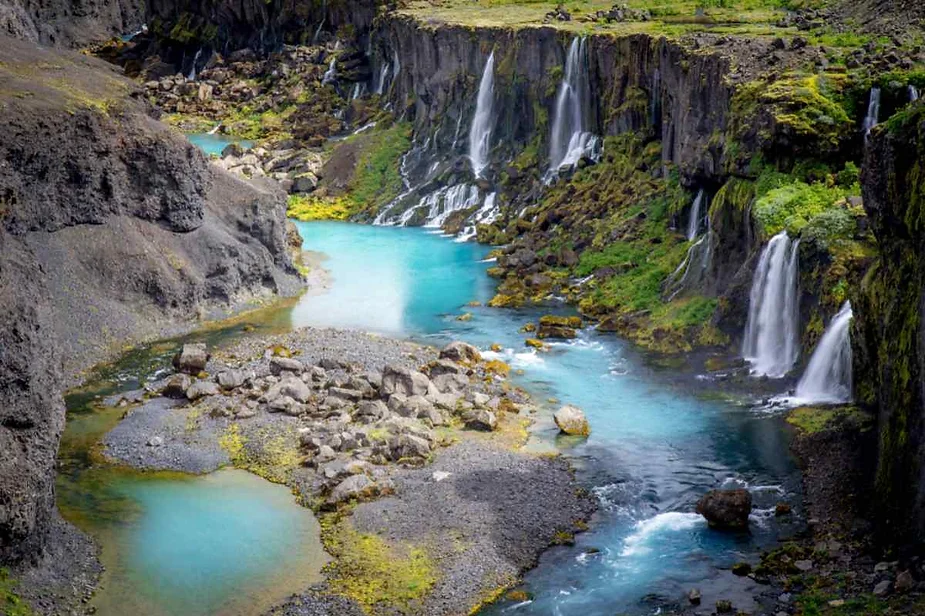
287 195 353 221
787 406 873 435
752 180 852 237
347 122 412 214
0 569 32 616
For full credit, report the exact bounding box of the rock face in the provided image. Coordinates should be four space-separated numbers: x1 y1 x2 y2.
0 35 300 566
855 105 925 544
695 489 753 530
0 0 145 47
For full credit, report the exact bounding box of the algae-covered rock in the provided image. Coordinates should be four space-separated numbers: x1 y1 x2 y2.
554 405 590 437
439 341 482 364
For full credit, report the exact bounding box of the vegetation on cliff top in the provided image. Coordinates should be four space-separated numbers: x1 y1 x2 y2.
0 569 32 616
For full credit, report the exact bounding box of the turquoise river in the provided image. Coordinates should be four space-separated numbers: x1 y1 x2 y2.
60 220 800 615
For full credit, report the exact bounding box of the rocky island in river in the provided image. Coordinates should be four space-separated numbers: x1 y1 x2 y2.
2 1 925 615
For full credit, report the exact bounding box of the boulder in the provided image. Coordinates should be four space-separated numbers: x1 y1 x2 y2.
381 365 431 397
463 409 497 431
394 434 432 459
696 489 753 530
355 400 388 421
432 373 468 394
186 380 220 401
428 359 466 377
270 356 304 375
279 377 312 403
162 373 192 398
217 369 248 390
554 405 590 436
439 341 482 364
326 474 379 506
173 343 209 374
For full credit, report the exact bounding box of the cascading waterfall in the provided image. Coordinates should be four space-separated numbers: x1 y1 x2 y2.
664 229 713 301
457 192 499 242
863 87 881 137
687 189 705 241
650 68 662 133
546 37 599 180
469 52 496 179
742 231 801 378
322 58 337 85
424 185 480 228
376 62 391 95
312 0 327 44
910 85 920 102
793 301 854 404
187 48 203 81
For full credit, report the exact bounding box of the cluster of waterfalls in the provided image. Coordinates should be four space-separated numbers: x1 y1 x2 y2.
371 35 600 237
741 230 854 404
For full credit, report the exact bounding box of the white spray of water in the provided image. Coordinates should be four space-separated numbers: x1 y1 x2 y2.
910 85 920 102
469 52 496 179
687 189 705 241
863 87 881 137
187 48 203 81
742 231 801 378
546 37 599 181
794 301 854 404
620 512 704 557
457 192 499 242
322 57 337 84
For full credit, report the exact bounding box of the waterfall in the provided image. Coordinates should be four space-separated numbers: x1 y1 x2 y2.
794 302 854 404
458 192 499 242
393 50 401 82
424 185 481 228
313 0 327 44
664 229 713 301
322 58 337 85
650 68 662 131
863 87 881 137
742 231 801 378
547 37 599 180
187 48 203 81
687 189 705 241
910 85 920 102
376 62 391 95
469 52 495 179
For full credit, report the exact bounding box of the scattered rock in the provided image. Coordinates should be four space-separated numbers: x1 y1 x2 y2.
688 588 702 605
186 380 220 401
173 343 209 374
873 579 892 596
162 373 192 398
554 405 590 436
270 356 304 375
695 489 752 530
895 570 915 593
732 562 752 576
381 365 431 397
463 409 497 431
440 341 482 364
326 474 379 506
147 436 164 448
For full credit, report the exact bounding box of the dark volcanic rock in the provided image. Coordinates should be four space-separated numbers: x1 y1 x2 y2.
696 489 753 530
0 0 145 47
0 34 299 569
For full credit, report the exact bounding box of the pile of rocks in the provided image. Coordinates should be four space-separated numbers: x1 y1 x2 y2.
592 4 652 23
213 144 325 193
139 339 528 508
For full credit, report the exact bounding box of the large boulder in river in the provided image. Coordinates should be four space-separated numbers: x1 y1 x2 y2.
554 405 590 436
696 489 753 530
537 315 581 340
381 365 431 398
174 343 209 374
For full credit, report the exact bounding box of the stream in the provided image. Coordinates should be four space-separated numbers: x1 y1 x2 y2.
59 220 800 615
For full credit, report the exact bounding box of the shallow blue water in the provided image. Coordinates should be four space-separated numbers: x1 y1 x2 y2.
81 469 327 616
293 221 799 615
187 133 255 157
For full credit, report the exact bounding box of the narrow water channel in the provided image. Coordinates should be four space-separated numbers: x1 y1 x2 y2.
59 220 800 615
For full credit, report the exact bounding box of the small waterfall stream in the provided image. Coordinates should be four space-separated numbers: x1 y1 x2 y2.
910 85 920 102
546 37 599 181
863 87 881 137
794 301 854 404
375 62 391 95
187 48 203 81
322 57 337 85
469 52 496 179
742 231 801 378
458 192 499 242
687 189 705 241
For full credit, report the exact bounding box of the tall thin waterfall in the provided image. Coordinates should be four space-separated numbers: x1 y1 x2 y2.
794 301 854 404
375 62 391 95
863 87 881 137
187 48 203 81
687 189 705 241
650 68 662 132
547 37 598 179
910 85 920 102
322 58 337 84
469 51 495 179
742 231 801 378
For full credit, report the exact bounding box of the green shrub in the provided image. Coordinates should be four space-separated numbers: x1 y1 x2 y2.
753 180 848 237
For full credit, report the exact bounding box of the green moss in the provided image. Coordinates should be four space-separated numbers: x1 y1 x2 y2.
324 518 437 612
287 195 353 221
0 569 32 616
787 406 872 435
345 122 413 214
752 180 851 237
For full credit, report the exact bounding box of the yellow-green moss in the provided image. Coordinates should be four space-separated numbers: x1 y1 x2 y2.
287 194 353 221
0 569 33 616
787 406 872 435
324 519 437 612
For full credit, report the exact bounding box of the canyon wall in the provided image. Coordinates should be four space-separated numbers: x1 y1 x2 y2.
0 0 144 46
0 34 301 565
855 106 925 544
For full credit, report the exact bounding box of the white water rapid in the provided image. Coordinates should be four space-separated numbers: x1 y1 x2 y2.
687 189 705 241
469 52 496 179
742 231 801 378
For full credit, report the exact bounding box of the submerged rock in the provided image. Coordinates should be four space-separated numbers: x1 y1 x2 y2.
696 489 752 530
554 405 590 436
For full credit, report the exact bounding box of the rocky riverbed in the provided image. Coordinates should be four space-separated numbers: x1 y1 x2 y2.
99 328 595 614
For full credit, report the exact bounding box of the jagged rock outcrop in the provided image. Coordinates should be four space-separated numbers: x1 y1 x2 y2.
0 0 144 46
0 34 301 566
855 104 925 545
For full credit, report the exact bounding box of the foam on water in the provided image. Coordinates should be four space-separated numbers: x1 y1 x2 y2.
620 513 705 557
